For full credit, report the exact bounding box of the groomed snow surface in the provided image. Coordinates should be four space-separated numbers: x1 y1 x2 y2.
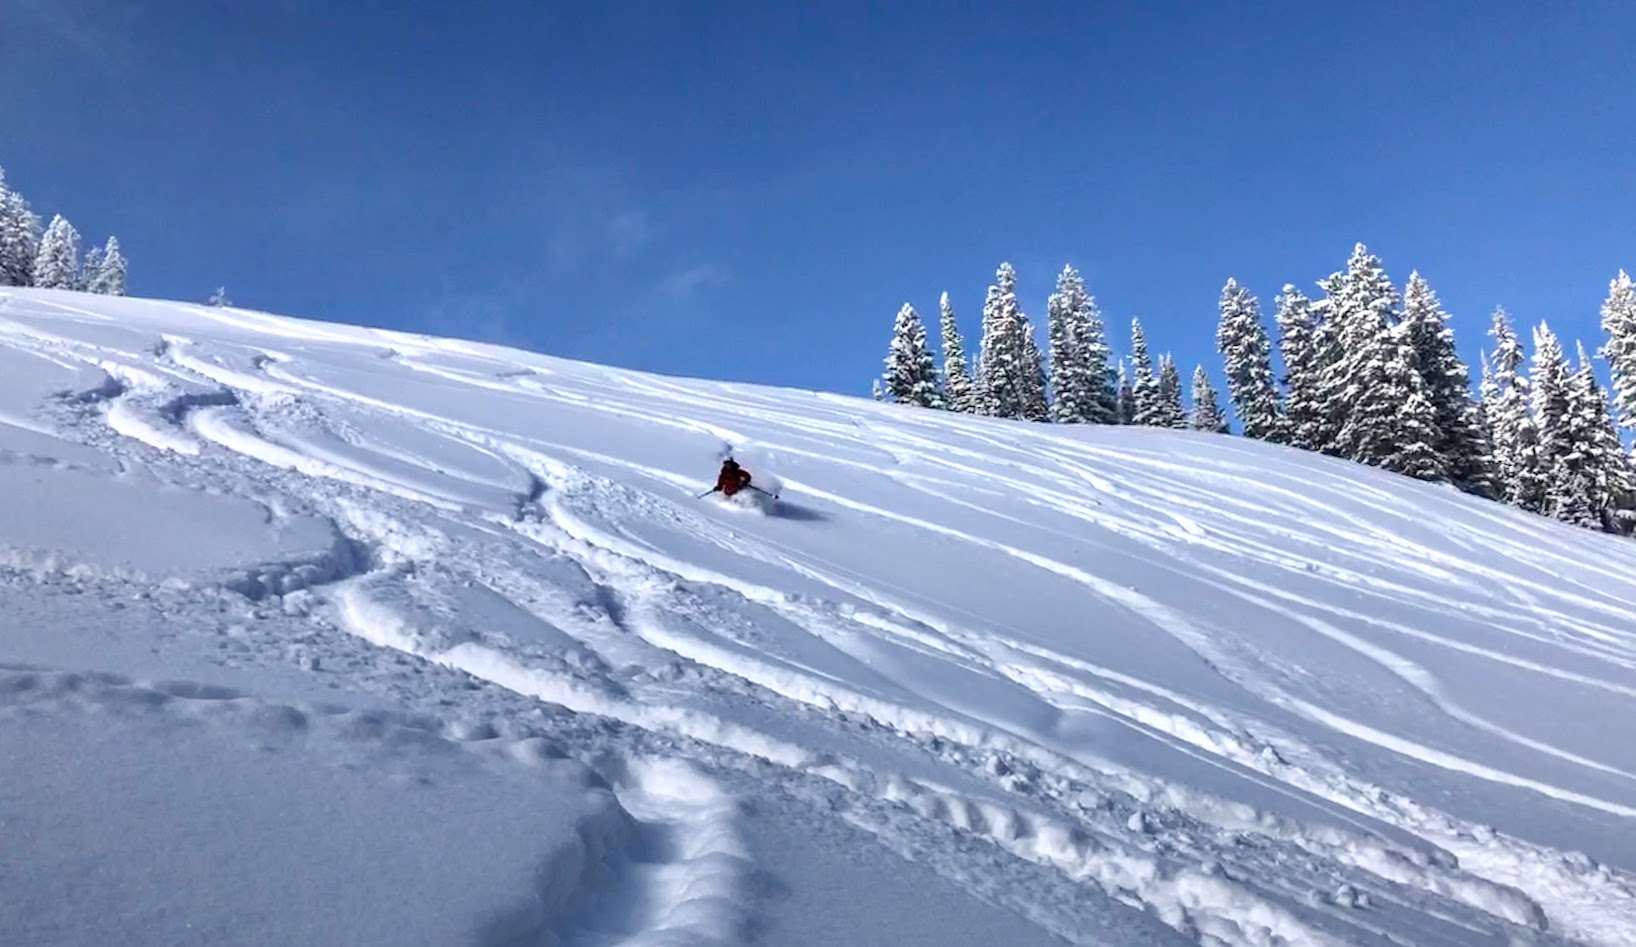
3 288 1636 946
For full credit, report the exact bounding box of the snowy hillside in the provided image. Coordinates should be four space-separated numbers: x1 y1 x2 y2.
6 288 1636 947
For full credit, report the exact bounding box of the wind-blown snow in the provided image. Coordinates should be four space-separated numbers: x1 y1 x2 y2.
4 286 1636 946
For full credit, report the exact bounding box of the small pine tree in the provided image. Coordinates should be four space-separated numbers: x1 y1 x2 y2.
938 292 974 412
1569 341 1634 528
1021 330 1050 421
31 215 80 290
0 167 41 287
1215 278 1283 441
1274 285 1322 450
1156 355 1186 428
882 302 945 408
1189 365 1229 433
871 378 884 401
89 237 126 295
1128 318 1163 425
1599 270 1636 443
1486 309 1548 511
209 286 232 307
1116 359 1136 424
1045 265 1116 424
77 244 104 292
1401 272 1492 495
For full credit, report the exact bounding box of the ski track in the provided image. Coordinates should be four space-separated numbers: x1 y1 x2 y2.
7 291 1636 945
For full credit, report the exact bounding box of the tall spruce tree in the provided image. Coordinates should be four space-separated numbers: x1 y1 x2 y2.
1116 359 1136 424
1401 272 1491 494
938 292 974 413
1530 323 1582 523
89 236 127 295
882 303 945 408
77 244 104 292
1599 270 1636 443
1317 244 1444 476
1485 309 1547 511
1047 265 1113 423
976 263 1045 419
1155 355 1186 428
0 167 40 287
1189 365 1229 433
31 215 80 290
1274 285 1322 450
1569 341 1633 528
1129 318 1162 425
1215 278 1283 441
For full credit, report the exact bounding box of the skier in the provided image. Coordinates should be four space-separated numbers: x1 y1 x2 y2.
713 457 753 497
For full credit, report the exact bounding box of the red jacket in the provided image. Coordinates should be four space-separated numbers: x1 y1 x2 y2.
716 464 752 495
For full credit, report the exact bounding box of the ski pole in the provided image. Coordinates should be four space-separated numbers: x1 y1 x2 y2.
748 484 781 500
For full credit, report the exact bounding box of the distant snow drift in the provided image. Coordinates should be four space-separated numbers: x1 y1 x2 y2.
4 286 1636 946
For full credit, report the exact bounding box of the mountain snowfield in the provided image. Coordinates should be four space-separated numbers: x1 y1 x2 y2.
5 288 1636 947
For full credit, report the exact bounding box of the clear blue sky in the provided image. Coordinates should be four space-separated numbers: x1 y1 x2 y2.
4 1 1634 396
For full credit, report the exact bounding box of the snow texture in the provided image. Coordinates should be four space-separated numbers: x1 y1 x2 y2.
4 286 1636 945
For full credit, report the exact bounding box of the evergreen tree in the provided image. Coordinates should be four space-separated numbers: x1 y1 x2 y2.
1129 317 1162 425
0 167 40 287
1599 270 1636 442
77 244 104 292
208 286 232 307
1046 265 1113 424
1568 341 1633 528
1155 355 1186 428
1274 285 1322 450
31 215 80 290
1021 330 1050 421
1485 310 1547 511
1530 323 1582 523
1401 271 1492 495
938 292 974 413
882 303 945 408
1189 365 1229 433
89 236 126 295
976 264 1044 419
1116 359 1136 424
1215 278 1283 441
1317 244 1444 477
871 378 884 401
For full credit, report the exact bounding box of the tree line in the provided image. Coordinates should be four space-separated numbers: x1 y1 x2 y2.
0 163 128 296
877 243 1636 535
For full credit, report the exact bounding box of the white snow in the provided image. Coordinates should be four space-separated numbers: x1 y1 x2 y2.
4 286 1636 945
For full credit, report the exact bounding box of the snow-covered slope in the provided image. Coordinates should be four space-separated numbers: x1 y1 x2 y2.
5 288 1636 946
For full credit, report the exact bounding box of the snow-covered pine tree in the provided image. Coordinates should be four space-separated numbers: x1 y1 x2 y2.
1156 355 1186 428
1044 265 1117 424
1317 244 1444 477
1274 285 1322 450
882 303 945 408
1401 272 1492 495
1569 341 1634 529
1485 309 1547 511
208 286 232 307
77 244 104 292
0 167 41 287
1116 359 1135 424
31 215 80 290
1128 318 1162 425
1599 270 1636 442
975 263 1046 421
1021 330 1050 421
89 237 127 295
871 378 884 401
1215 279 1283 441
938 292 974 412
1046 266 1095 423
1189 365 1229 433
1530 323 1584 524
